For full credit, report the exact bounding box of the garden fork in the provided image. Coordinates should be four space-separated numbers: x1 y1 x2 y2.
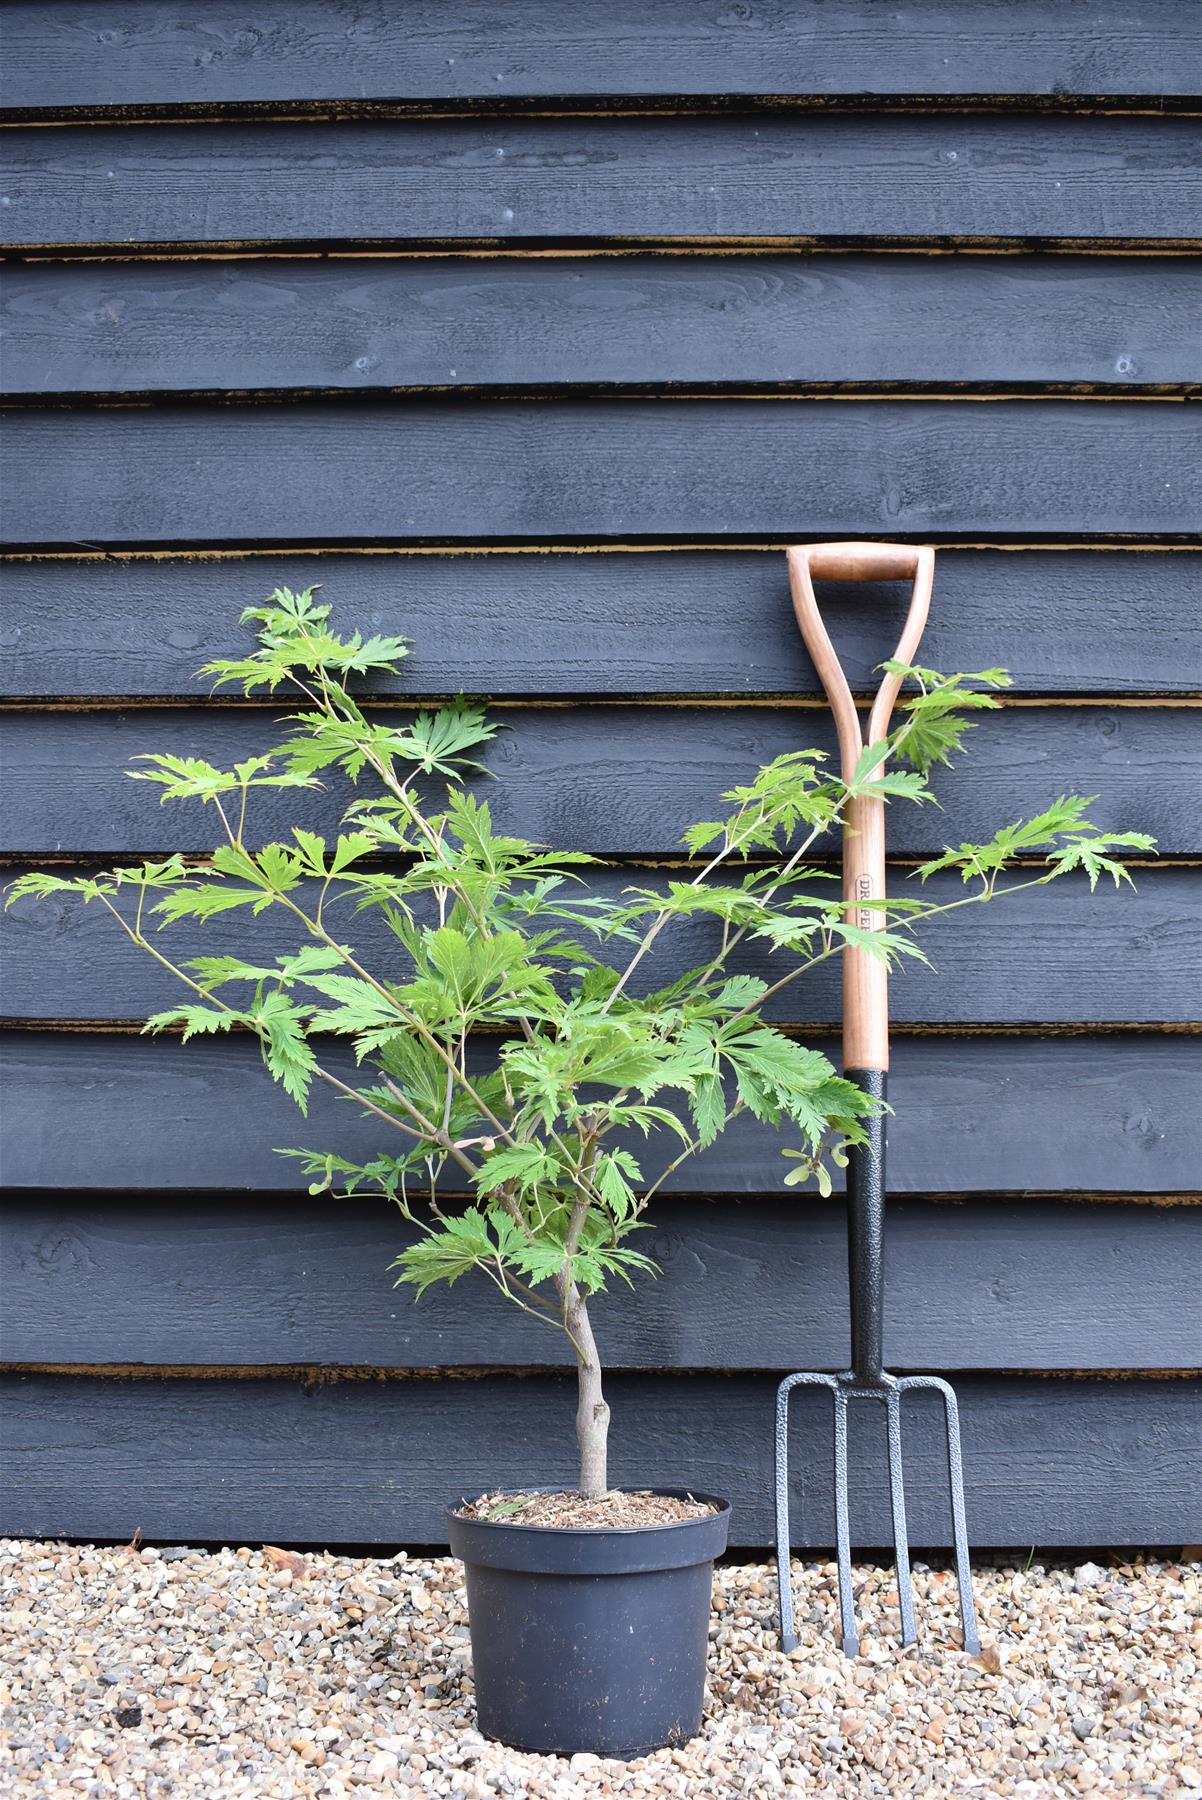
774 542 981 1658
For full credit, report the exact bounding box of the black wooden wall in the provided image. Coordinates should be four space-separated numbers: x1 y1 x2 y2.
1 2 1200 1549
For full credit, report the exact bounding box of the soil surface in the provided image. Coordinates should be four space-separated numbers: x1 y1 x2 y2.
455 1489 720 1529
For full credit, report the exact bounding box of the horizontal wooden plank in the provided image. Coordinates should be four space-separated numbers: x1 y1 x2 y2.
4 256 1199 398
4 1195 1196 1372
3 549 1198 701
2 1031 1195 1195
5 863 1197 1029
3 402 1197 551
3 2 1196 114
3 1371 1197 1546
0 705 1192 858
3 117 1199 254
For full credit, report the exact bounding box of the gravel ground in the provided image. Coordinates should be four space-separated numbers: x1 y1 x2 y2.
2 1539 1199 1798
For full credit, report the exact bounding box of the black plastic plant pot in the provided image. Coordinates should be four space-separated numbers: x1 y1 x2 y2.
447 1490 731 1758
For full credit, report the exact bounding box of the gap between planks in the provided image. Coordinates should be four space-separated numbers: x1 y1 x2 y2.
11 245 1202 265
0 853 1179 871
7 237 1202 262
3 1019 1196 1039
4 539 1198 561
3 1363 1198 1384
5 1190 1197 1209
3 695 1198 712
6 536 1202 556
3 540 1198 565
3 386 1196 410
3 96 1200 128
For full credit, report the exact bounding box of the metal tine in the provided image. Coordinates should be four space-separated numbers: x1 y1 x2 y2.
885 1384 918 1647
897 1375 982 1655
775 1372 861 1657
774 1371 840 1654
778 1373 982 1657
832 1385 858 1658
774 1375 799 1653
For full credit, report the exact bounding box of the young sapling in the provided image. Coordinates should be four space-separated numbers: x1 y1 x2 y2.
8 590 1155 1500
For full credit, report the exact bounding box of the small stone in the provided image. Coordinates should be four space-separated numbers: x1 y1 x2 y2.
570 1751 602 1773
1073 1562 1106 1592
1072 1716 1096 1741
263 1545 308 1580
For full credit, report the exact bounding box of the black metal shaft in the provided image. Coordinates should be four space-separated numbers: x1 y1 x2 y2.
845 1069 887 1385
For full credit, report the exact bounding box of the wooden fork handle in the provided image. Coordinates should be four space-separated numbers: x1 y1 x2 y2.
802 542 924 584
785 542 936 1071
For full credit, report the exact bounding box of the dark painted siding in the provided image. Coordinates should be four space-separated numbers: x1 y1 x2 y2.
3 2 1196 113
4 1196 1199 1370
3 258 1198 399
4 1374 1198 1548
3 402 1200 547
6 865 1199 1025
4 1032 1198 1197
3 550 1199 698
3 118 1199 252
1 2 1199 1548
2 706 1197 856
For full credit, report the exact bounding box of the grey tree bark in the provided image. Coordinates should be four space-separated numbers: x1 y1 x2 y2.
566 1286 610 1498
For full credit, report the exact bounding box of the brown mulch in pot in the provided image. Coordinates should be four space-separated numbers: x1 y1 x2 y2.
455 1489 720 1529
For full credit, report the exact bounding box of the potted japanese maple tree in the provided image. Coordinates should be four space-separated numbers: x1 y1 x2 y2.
9 586 1152 1756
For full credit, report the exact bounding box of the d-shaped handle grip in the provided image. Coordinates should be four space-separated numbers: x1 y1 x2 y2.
786 542 935 775
801 542 923 584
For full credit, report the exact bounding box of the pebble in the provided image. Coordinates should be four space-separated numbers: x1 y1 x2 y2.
1 1539 1198 1797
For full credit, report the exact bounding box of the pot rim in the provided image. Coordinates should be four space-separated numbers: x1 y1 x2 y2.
446 1486 730 1537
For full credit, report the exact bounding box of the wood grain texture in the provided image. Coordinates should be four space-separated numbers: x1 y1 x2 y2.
2 1030 1195 1196
4 549 1198 701
1 705 1193 858
6 863 1196 1029
2 1 1196 113
2 2 1198 1550
3 117 1199 253
3 402 1199 550
3 1371 1198 1547
4 256 1199 397
4 1194 1197 1372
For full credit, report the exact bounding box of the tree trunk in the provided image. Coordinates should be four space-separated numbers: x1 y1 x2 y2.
566 1286 611 1499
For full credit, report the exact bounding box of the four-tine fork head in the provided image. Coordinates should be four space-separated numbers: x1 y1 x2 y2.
774 1369 981 1658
